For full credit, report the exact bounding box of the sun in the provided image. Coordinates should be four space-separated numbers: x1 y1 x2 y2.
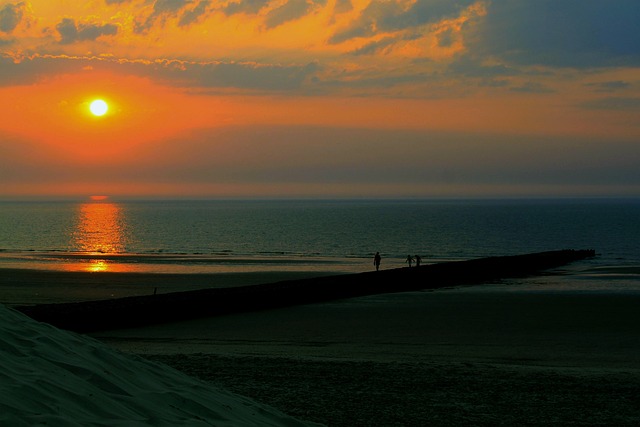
89 99 109 116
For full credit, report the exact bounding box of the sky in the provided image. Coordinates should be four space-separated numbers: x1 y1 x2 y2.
0 0 639 199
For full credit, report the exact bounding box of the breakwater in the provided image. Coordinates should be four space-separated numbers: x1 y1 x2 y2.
17 249 595 332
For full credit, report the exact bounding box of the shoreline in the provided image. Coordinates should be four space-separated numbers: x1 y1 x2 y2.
16 250 595 332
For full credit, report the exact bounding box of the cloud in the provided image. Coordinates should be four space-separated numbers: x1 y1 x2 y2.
469 0 640 68
0 54 90 85
330 0 478 44
178 0 211 27
264 0 325 29
350 36 401 56
580 97 640 111
56 18 118 44
584 81 631 93
0 52 320 92
0 2 22 33
446 55 516 78
219 0 327 29
135 0 192 33
222 0 267 16
0 1 31 34
509 81 555 94
334 0 353 15
184 60 320 91
1 0 639 101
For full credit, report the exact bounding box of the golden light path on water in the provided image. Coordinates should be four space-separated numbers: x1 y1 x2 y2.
72 201 129 273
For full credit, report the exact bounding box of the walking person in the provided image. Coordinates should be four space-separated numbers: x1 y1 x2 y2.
373 252 381 271
405 254 413 267
415 254 422 267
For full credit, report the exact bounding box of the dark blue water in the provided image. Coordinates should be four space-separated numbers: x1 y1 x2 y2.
0 199 639 292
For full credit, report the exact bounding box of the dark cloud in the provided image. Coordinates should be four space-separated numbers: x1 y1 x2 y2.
178 0 210 27
56 18 118 44
0 55 84 86
584 81 631 93
349 32 420 56
334 0 353 15
135 0 192 32
0 53 320 92
264 0 318 29
437 27 456 48
222 0 266 16
509 81 555 94
350 36 399 56
153 0 191 13
447 55 517 78
0 2 27 33
186 61 320 91
470 0 640 68
580 97 640 111
330 0 475 44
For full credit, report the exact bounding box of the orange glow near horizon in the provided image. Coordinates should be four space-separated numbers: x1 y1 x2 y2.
1 68 637 172
0 71 234 163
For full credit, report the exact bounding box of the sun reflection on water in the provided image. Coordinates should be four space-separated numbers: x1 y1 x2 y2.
72 201 129 272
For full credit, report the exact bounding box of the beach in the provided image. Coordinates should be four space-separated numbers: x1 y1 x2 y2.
4 253 640 425
91 287 640 425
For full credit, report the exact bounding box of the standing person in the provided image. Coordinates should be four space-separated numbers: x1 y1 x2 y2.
373 252 381 271
405 254 413 267
415 254 422 267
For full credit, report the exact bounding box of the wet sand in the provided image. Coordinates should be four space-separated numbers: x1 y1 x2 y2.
0 268 332 306
93 290 640 426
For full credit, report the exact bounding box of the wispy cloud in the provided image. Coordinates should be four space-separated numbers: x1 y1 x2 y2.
265 0 326 29
584 81 631 93
580 97 640 111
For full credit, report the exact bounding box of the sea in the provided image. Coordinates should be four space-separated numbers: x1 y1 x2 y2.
1 198 639 297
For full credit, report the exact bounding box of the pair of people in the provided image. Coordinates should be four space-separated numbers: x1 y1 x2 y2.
405 254 422 267
373 252 422 271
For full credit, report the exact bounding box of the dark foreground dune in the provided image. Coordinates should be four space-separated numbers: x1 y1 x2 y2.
17 249 594 332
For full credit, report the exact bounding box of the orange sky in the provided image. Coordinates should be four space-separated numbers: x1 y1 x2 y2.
1 1 639 198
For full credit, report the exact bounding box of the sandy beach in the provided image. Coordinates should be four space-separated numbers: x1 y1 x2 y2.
92 289 640 426
4 252 639 426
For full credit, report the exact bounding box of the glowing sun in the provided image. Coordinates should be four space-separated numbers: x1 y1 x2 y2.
89 99 109 116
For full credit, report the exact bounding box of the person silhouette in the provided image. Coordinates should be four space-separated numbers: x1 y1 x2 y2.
415 254 422 267
373 252 381 271
405 255 413 267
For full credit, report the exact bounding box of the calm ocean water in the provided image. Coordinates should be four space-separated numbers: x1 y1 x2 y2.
1 199 639 294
